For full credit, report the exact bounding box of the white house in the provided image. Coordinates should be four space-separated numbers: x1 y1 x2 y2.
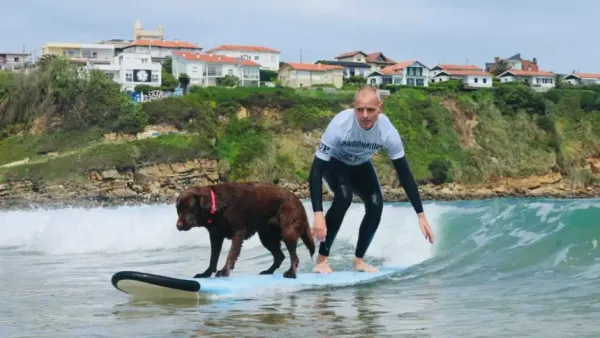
429 64 484 78
41 42 116 65
203 45 280 72
561 72 600 86
365 60 430 87
0 52 32 71
87 52 162 91
430 69 494 88
277 62 345 89
171 51 261 87
117 40 202 62
334 51 397 72
497 69 555 91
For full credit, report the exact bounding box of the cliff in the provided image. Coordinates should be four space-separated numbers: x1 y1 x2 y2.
1 58 600 210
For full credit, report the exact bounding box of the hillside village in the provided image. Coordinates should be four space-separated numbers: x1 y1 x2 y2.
2 19 599 93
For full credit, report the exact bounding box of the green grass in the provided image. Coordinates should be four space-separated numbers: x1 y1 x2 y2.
2 82 600 188
0 133 214 184
0 129 104 166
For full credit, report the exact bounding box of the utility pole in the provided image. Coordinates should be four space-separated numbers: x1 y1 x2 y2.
300 48 303 63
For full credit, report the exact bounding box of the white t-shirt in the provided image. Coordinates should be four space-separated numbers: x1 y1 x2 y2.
315 108 406 165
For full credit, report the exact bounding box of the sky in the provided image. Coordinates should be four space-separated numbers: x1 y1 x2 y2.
1 0 597 74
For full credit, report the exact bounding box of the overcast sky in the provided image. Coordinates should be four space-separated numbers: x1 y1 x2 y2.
1 0 596 74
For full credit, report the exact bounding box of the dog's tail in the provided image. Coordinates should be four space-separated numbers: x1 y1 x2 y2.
301 220 316 259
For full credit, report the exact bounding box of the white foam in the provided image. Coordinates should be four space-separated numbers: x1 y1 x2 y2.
0 201 453 266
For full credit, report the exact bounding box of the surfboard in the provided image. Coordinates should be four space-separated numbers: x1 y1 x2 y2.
111 266 406 301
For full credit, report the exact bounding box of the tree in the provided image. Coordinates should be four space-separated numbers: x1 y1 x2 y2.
490 59 510 76
162 56 173 74
178 73 190 93
36 54 60 71
217 75 239 87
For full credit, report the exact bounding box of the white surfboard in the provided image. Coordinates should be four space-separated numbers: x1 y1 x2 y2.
111 266 406 301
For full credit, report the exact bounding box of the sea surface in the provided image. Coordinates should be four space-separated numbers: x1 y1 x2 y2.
1 197 599 337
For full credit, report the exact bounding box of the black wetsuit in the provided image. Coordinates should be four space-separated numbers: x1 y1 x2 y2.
308 109 424 258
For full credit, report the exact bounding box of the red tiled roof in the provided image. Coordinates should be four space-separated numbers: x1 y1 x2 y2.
128 39 200 49
335 51 367 59
283 62 343 71
172 51 261 66
365 52 395 64
571 72 600 79
500 69 554 77
435 70 493 77
378 60 417 75
204 44 279 53
437 64 483 71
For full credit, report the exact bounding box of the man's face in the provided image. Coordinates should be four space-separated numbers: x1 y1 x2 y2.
353 91 382 129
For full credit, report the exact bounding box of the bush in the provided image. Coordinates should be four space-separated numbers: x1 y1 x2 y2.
428 158 452 184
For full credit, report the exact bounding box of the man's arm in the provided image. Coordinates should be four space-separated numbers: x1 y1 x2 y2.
384 123 424 214
391 156 424 214
309 156 327 213
309 119 339 213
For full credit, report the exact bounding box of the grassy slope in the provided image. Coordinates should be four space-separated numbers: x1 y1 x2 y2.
1 83 599 189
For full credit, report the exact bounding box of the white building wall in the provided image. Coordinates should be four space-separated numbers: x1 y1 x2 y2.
209 50 279 71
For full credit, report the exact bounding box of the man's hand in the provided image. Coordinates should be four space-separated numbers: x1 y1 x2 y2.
312 212 327 243
418 213 434 244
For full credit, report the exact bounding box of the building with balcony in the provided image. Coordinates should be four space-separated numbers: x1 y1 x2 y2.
117 40 202 62
86 52 162 91
365 60 430 87
41 42 115 65
203 45 280 71
171 51 261 87
0 52 32 71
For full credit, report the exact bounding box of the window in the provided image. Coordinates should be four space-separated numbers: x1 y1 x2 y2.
271 55 276 62
204 64 221 76
228 69 233 76
14 57 19 62
254 56 259 60
151 73 159 82
141 59 147 64
125 72 133 81
474 78 478 83
483 78 487 83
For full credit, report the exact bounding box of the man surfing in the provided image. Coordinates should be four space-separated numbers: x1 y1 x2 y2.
308 85 434 274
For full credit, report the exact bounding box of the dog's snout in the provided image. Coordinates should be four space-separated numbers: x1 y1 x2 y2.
176 217 185 230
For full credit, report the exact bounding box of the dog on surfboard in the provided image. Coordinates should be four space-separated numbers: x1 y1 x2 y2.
175 182 316 279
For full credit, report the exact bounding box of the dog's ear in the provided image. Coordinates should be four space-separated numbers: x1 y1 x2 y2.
190 187 209 211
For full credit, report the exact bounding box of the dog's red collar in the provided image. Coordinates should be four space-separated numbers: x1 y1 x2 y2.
207 188 217 223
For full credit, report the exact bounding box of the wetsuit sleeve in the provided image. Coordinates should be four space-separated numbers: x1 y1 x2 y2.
309 121 340 212
392 156 424 214
308 156 327 212
384 126 423 214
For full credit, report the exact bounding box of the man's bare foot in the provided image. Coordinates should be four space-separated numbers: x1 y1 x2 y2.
353 257 379 273
313 254 333 273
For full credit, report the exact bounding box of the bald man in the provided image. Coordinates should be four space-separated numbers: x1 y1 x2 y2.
308 85 434 274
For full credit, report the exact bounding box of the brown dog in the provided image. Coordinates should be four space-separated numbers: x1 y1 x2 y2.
175 182 316 279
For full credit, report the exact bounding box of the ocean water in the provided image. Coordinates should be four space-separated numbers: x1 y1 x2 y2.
0 197 599 337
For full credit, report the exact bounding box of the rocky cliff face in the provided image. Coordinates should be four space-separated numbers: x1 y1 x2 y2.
0 159 219 209
1 158 599 211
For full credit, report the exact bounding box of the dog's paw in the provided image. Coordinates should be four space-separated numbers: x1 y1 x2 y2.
215 269 230 277
259 269 274 275
193 271 213 278
283 270 297 279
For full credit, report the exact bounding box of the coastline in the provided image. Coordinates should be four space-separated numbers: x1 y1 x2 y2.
1 158 598 211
